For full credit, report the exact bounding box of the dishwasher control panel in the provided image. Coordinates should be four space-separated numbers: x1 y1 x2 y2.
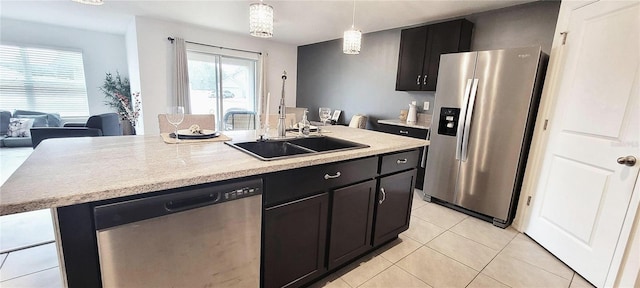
223 186 261 201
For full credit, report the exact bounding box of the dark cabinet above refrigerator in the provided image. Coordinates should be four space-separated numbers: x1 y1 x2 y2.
395 19 474 91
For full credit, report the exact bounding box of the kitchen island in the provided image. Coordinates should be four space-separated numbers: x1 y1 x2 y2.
0 126 428 287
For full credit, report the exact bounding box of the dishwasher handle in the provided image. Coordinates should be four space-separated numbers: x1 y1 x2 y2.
165 192 220 212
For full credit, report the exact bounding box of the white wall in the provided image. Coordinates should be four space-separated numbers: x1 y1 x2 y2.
125 18 144 133
128 16 298 135
0 18 129 117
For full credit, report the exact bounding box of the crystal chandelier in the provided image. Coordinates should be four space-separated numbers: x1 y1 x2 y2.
71 0 104 5
343 0 361 54
249 0 274 38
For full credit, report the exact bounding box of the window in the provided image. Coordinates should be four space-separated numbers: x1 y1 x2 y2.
0 44 90 117
187 46 258 131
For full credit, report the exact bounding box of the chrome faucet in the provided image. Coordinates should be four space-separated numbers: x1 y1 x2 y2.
277 71 287 138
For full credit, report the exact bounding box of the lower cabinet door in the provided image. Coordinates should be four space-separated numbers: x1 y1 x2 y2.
328 180 376 270
373 169 416 246
263 193 329 288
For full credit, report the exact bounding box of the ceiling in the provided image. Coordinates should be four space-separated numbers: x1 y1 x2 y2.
0 0 533 46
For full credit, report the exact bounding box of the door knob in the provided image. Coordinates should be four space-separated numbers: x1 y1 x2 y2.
617 156 637 167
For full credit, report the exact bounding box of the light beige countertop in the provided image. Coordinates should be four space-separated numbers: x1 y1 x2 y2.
0 126 428 216
378 113 432 130
377 118 431 130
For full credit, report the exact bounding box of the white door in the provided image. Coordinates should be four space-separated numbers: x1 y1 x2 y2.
525 1 640 287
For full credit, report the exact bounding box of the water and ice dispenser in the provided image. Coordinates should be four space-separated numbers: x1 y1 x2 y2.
437 107 460 136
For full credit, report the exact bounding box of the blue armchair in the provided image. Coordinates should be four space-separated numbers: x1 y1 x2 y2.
30 113 122 148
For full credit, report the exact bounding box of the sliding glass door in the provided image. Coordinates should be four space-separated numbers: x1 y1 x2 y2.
187 49 257 131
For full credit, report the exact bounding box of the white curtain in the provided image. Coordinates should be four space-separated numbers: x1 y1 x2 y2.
258 52 269 128
173 37 191 113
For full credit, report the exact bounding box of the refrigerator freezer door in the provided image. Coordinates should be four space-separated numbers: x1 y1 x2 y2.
424 51 477 203
455 47 543 221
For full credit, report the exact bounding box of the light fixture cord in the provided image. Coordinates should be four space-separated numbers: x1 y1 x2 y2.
351 0 356 28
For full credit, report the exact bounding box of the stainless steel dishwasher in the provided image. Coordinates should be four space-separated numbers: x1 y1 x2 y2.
93 178 262 288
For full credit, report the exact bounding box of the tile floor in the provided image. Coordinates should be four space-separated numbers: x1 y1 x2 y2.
310 192 595 288
1 147 61 287
0 147 595 288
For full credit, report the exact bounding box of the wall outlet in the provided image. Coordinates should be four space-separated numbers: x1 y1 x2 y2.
424 101 430 110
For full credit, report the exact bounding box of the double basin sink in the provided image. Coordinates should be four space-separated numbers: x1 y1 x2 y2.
226 136 369 161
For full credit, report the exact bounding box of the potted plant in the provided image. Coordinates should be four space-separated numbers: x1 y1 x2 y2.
100 72 140 135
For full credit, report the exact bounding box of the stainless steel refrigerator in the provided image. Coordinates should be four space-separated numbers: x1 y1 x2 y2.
424 46 548 228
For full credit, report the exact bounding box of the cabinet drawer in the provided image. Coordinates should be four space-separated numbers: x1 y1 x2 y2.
265 157 378 207
377 123 427 139
380 149 420 175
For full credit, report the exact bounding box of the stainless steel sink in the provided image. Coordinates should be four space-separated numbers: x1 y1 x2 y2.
226 136 369 161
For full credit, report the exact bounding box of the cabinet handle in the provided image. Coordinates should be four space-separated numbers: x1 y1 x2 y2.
423 75 427 85
379 187 386 204
416 75 421 85
324 172 341 180
399 130 409 134
397 159 408 164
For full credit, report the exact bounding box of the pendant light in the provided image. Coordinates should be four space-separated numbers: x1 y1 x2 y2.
72 0 103 5
249 0 274 38
343 0 362 54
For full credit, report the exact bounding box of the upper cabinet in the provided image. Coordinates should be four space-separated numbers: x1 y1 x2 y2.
396 19 474 91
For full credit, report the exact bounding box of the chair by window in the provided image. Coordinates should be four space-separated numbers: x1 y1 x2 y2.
223 110 256 131
285 107 307 124
349 114 368 129
265 113 297 129
157 114 216 134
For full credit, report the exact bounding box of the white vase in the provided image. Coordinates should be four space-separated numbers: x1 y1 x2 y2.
407 104 417 124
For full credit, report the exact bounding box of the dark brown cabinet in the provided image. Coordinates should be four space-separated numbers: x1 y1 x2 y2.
263 193 329 288
396 19 473 91
263 151 419 287
373 169 416 246
263 157 377 288
328 180 376 270
376 123 428 189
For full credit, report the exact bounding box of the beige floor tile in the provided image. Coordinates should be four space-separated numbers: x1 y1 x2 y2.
412 190 428 211
483 253 570 288
0 267 62 288
0 243 59 281
360 265 431 288
467 274 510 288
377 235 422 263
338 254 392 288
411 202 467 229
403 216 446 244
397 246 478 287
426 231 498 271
0 147 32 186
449 217 518 251
308 273 352 288
501 233 574 280
0 209 55 253
0 253 7 269
570 273 595 288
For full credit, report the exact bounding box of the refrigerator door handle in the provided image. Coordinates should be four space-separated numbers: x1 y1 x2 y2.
461 79 479 161
456 79 474 160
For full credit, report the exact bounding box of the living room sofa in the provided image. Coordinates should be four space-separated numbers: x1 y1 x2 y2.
30 113 122 148
0 110 64 147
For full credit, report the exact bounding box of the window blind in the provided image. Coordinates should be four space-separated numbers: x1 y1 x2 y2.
0 44 90 117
